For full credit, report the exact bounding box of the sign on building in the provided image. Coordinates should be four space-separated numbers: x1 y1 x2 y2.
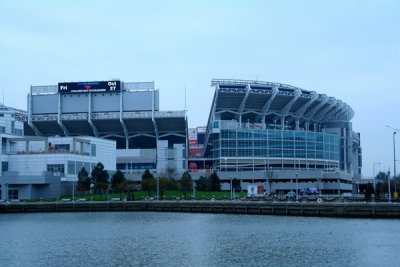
58 81 121 93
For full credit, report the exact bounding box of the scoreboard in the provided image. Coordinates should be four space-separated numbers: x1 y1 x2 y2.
58 81 121 93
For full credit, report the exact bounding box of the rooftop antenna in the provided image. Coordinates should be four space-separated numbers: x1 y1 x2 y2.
2 89 4 105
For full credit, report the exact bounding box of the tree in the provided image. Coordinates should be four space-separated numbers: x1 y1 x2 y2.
142 169 154 180
142 169 156 197
77 167 90 194
232 178 241 192
179 171 193 199
209 172 221 192
159 177 171 200
364 182 374 202
375 181 382 201
196 176 209 191
111 170 126 193
91 162 109 194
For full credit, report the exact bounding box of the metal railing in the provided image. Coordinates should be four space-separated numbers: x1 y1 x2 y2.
31 85 58 95
124 82 155 91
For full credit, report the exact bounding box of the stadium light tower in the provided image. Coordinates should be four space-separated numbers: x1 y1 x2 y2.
386 126 399 193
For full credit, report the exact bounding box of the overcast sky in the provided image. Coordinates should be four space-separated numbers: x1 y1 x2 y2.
1 0 399 177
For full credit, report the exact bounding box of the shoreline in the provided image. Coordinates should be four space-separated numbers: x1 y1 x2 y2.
1 201 400 219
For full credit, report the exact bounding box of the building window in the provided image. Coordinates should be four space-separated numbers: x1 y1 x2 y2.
1 138 6 154
68 161 75 175
76 162 83 174
116 163 126 170
2 161 8 172
0 126 5 134
84 162 91 173
14 129 23 136
8 187 18 200
47 164 65 176
55 144 70 152
91 144 96 157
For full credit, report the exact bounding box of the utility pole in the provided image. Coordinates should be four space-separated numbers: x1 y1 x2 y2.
386 126 399 193
388 170 391 203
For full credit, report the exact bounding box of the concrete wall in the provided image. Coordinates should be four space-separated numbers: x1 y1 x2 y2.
31 90 159 114
1 172 61 200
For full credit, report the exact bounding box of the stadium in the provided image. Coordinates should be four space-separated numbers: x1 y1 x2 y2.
189 79 362 194
24 81 187 179
0 78 362 200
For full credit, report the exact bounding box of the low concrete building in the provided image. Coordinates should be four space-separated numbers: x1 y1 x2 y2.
0 136 116 201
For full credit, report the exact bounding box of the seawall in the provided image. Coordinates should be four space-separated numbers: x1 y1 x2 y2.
1 201 400 218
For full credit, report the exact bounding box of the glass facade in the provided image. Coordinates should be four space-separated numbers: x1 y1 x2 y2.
214 129 340 161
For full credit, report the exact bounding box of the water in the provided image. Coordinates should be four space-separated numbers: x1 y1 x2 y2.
0 212 398 267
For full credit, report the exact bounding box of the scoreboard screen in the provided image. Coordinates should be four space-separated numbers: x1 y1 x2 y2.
58 81 121 93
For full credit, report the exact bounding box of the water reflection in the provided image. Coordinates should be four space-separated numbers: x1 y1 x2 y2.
0 212 398 267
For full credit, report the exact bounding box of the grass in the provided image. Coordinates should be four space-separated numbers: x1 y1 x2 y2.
61 190 247 201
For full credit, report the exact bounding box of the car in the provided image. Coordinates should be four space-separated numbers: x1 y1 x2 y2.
286 192 297 200
300 188 319 195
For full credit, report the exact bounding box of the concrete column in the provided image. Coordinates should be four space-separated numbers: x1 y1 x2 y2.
295 119 300 131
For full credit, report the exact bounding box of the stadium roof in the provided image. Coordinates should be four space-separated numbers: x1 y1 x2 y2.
209 79 354 124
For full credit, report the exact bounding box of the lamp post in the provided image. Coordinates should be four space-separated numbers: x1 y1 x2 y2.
295 173 299 202
192 178 196 200
386 126 399 193
156 176 159 200
388 170 391 203
230 176 233 200
394 132 397 193
72 180 75 202
267 167 272 194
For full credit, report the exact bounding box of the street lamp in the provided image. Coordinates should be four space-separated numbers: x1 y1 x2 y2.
230 176 233 200
72 180 75 202
192 178 196 200
386 126 399 193
387 170 391 203
295 173 299 202
156 176 159 200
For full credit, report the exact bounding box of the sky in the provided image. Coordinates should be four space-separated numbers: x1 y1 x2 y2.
0 0 399 178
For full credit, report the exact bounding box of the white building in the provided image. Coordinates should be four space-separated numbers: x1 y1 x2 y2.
0 104 116 201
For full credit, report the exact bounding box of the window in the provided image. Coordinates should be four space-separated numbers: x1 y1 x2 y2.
213 121 220 129
2 138 6 154
76 162 83 174
68 161 75 175
91 144 96 156
2 161 8 172
15 129 23 136
47 164 65 176
116 163 126 170
55 144 70 152
84 162 91 172
8 187 18 200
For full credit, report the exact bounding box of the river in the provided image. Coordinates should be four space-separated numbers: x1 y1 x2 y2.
0 212 398 267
